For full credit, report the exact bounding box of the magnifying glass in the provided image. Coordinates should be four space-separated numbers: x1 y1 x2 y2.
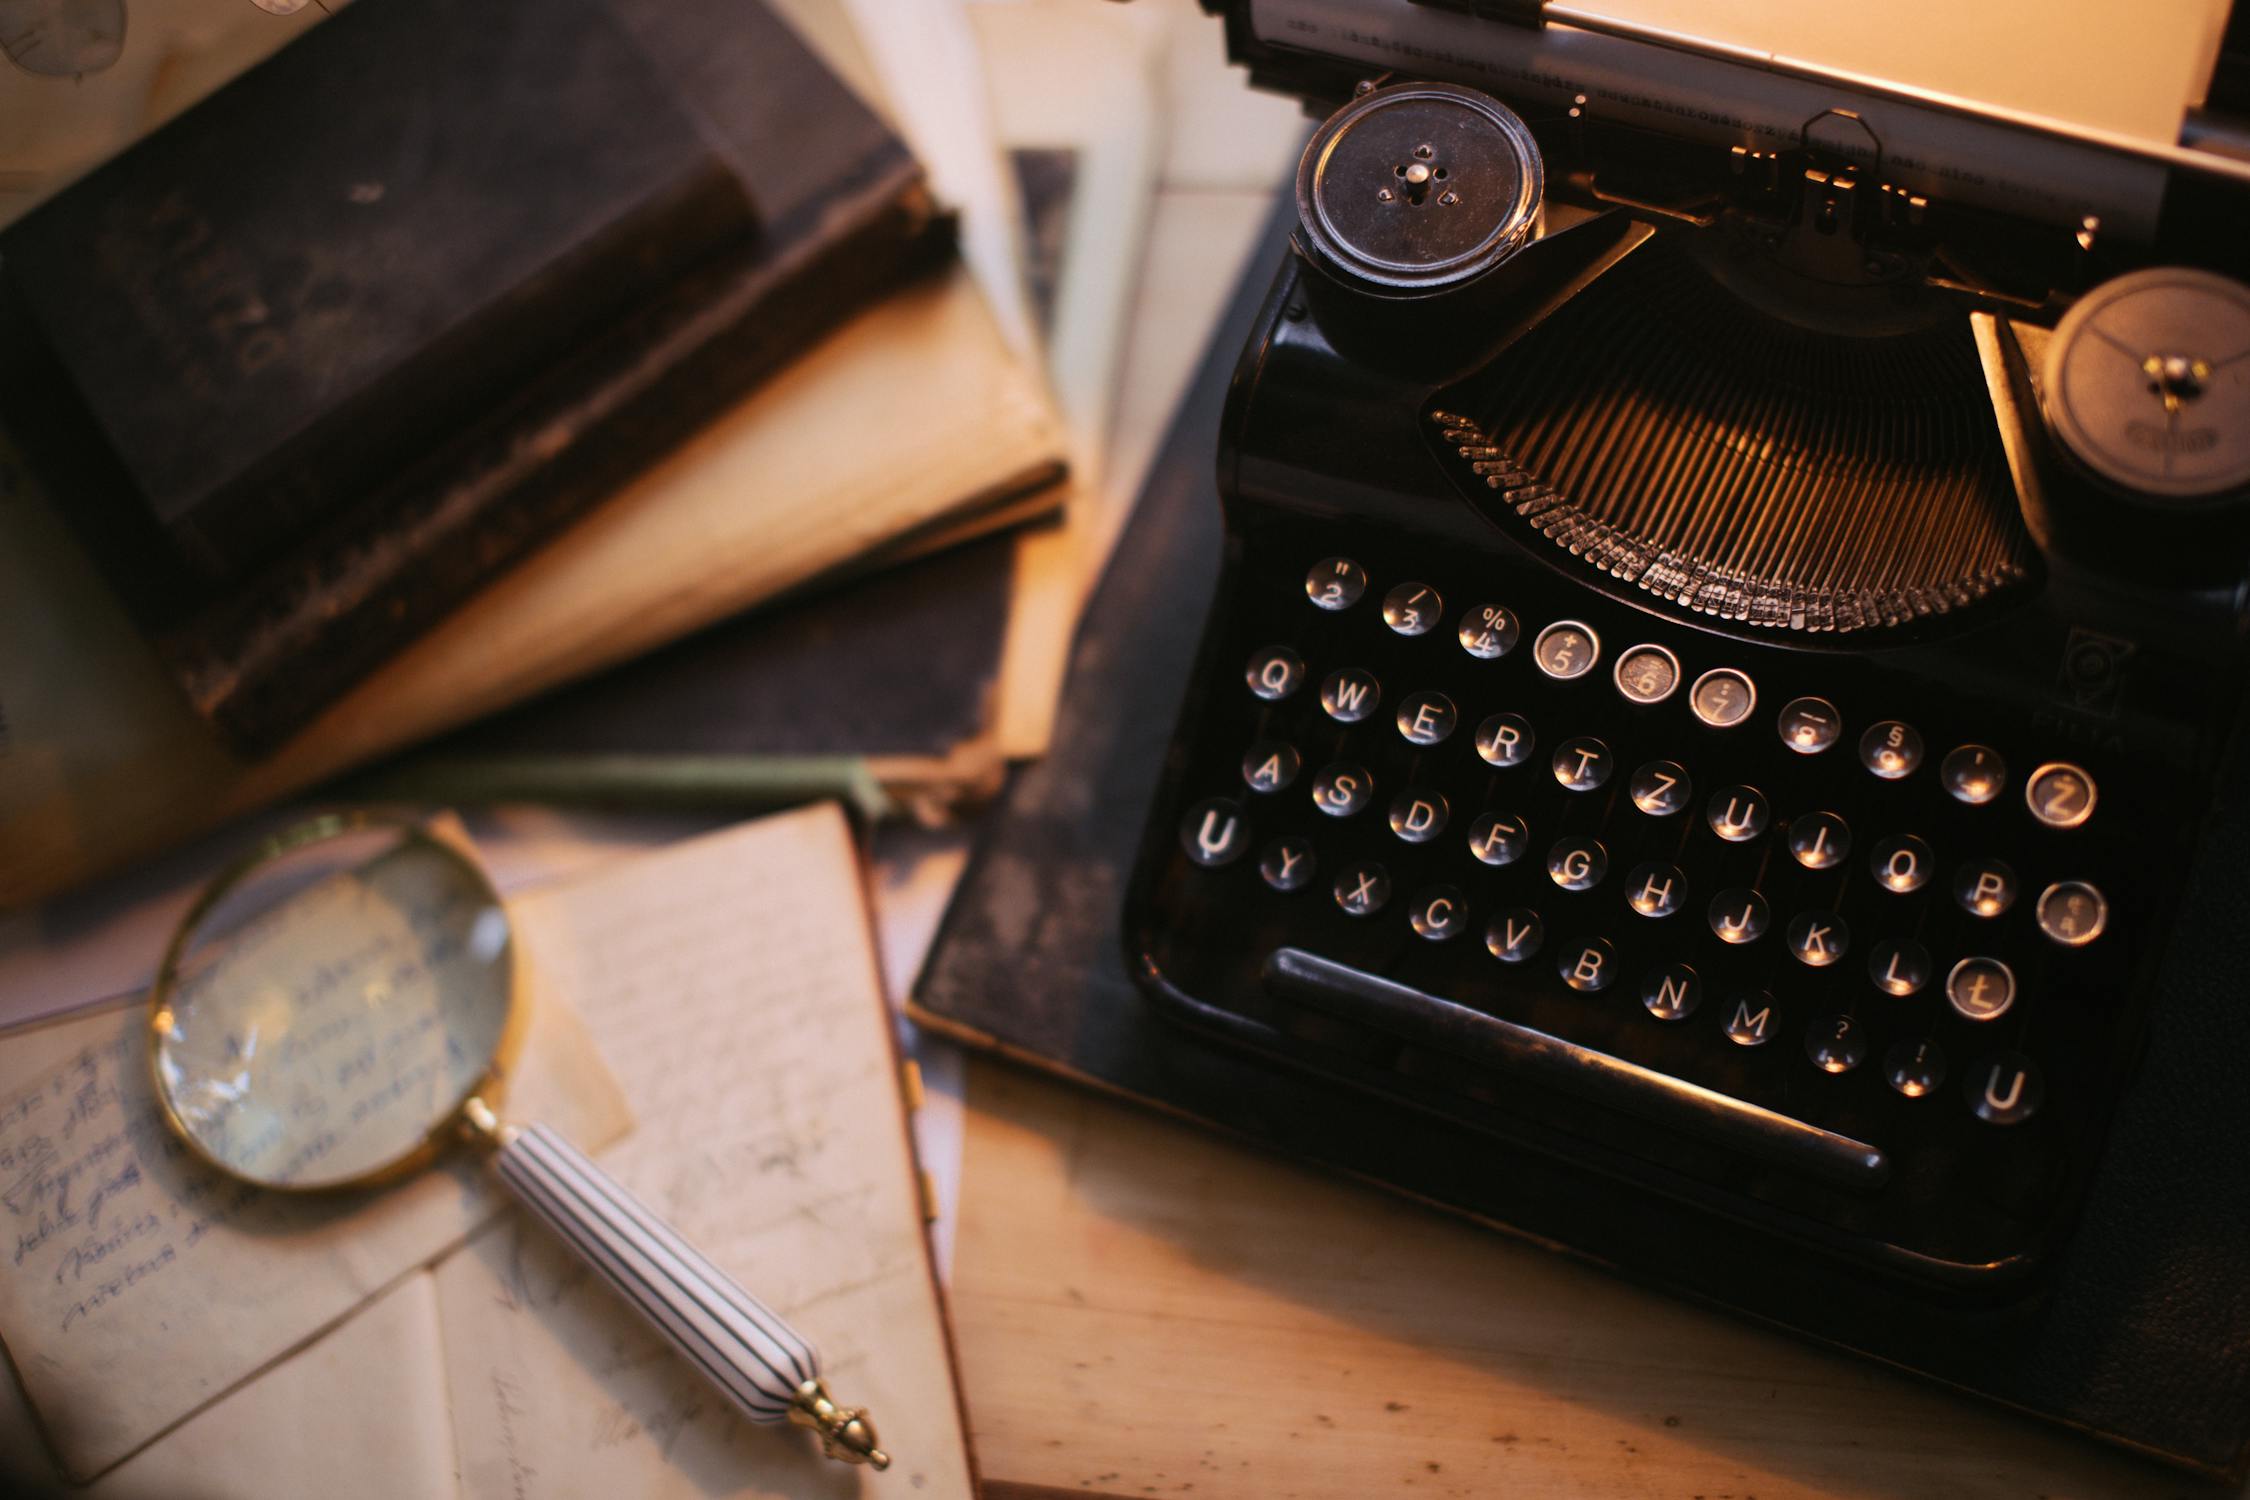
146 814 888 1470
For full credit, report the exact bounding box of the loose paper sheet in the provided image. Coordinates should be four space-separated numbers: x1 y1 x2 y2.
0 1270 457 1500
0 862 632 1480
433 803 973 1500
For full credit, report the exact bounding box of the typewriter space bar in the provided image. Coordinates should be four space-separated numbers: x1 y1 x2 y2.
1263 949 1891 1192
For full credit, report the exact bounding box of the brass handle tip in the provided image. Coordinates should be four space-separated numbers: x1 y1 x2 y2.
790 1379 891 1469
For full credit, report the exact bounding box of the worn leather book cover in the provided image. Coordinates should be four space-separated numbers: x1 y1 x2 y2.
0 0 948 752
908 199 2250 1482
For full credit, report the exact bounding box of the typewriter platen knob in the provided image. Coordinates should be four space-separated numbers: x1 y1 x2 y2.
2042 268 2250 506
1295 82 1543 296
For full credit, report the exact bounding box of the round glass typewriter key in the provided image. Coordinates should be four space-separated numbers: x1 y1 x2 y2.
1474 712 1536 768
1687 668 1756 729
1858 720 1924 779
1546 837 1608 892
1624 862 1685 918
1551 736 1612 792
1382 581 1445 637
1723 993 1777 1047
1466 810 1530 866
1954 858 2018 917
1531 620 1601 681
1705 785 1770 842
1804 1014 1868 1075
1885 1039 1947 1099
1628 760 1692 817
1486 907 1545 964
1787 910 1850 967
2025 761 2097 829
1409 886 1470 942
1966 1052 2043 1126
1708 888 1770 945
1333 861 1393 916
1458 604 1520 660
1612 644 1681 705
1870 835 1933 893
2036 880 2108 946
1787 811 1851 870
1241 741 1302 794
1180 798 1252 866
1259 836 1317 892
1388 789 1450 843
1558 938 1618 993
1867 938 1932 996
1395 691 1458 746
1945 957 2017 1022
1310 761 1375 817
1776 696 1842 755
1319 667 1382 723
1305 557 1368 611
1245 645 1305 701
1940 744 2007 804
1641 963 1701 1022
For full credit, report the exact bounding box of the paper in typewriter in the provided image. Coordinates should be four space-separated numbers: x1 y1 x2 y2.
432 803 973 1500
0 818 633 1481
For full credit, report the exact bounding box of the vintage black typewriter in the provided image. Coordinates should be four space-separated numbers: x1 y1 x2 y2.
1127 1 2250 1297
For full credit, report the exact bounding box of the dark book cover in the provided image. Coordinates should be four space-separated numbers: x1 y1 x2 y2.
0 0 951 752
909 198 2250 1481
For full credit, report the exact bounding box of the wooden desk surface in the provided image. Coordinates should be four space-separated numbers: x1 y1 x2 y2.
949 1062 2222 1500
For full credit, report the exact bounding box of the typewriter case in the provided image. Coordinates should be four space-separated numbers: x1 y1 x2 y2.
1125 79 2250 1303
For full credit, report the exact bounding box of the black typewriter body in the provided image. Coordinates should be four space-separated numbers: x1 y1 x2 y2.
1124 66 2250 1303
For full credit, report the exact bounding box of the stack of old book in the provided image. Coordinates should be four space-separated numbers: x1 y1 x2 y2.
0 0 1074 910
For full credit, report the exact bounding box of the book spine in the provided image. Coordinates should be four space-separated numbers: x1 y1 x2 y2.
157 171 952 753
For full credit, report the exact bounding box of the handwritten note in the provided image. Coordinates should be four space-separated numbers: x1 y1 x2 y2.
432 803 974 1500
0 829 632 1481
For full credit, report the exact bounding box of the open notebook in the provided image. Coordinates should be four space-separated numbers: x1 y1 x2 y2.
1 804 974 1499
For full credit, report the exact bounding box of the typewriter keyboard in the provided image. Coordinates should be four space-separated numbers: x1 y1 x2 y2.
1133 529 2150 1277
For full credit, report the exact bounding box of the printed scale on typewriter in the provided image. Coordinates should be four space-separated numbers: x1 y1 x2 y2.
1128 1 2250 1292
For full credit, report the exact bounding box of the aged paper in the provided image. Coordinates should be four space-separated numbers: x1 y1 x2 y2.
0 921 630 1479
0 1270 457 1500
433 804 973 1500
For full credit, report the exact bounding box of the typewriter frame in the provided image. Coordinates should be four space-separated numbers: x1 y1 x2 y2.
1122 179 2250 1300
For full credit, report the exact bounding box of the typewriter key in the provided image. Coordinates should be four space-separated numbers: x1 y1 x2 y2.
1625 863 1685 918
1260 837 1317 892
1708 889 1770 944
1395 691 1458 746
1409 886 1469 941
1475 712 1536 767
1305 557 1368 610
1805 1015 1867 1074
1706 786 1770 842
1558 938 1618 992
1966 1052 2043 1125
1777 697 1841 754
1629 760 1692 817
1245 645 1305 701
2025 762 2097 828
1551 736 1612 792
1486 907 1544 963
1180 798 1251 867
2036 880 2108 945
1334 862 1393 916
1723 994 1777 1047
1388 790 1450 843
1945 958 2017 1022
1311 761 1375 817
1954 858 2017 917
1868 938 1932 996
1688 668 1755 728
1870 835 1932 893
1941 744 2007 804
1533 620 1601 680
1613 644 1680 705
1467 811 1529 866
1458 604 1520 659
1885 1040 1947 1099
1547 837 1608 891
1860 720 1924 779
1788 812 1851 869
1642 964 1700 1021
1242 741 1301 794
1320 667 1381 723
1383 582 1444 636
1787 910 1849 967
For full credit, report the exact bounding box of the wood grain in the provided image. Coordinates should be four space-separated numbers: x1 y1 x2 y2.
951 1061 2224 1500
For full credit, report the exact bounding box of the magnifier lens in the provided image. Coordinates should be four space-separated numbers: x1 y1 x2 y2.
153 825 514 1190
